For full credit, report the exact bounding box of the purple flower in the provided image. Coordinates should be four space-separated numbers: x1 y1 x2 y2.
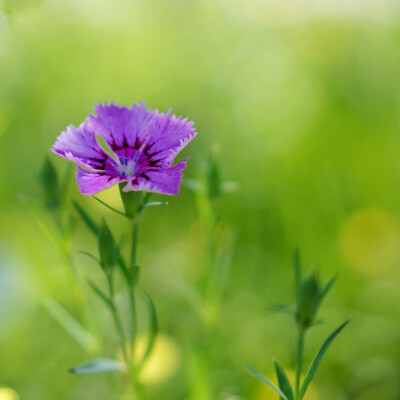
51 102 197 195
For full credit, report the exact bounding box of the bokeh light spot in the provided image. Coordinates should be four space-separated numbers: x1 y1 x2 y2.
135 333 181 385
0 387 19 400
339 209 400 275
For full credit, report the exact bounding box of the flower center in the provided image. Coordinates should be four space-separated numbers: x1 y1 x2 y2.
118 156 136 177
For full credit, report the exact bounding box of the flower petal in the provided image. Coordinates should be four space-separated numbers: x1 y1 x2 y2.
122 159 188 195
76 167 124 195
145 113 197 165
51 123 110 169
87 102 156 151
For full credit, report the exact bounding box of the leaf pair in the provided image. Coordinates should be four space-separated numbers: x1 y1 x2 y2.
247 319 349 400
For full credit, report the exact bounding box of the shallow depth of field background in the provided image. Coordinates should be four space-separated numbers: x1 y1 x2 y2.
1 0 400 399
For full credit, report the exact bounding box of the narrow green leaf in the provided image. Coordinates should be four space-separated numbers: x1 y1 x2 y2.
93 196 127 217
246 365 289 400
98 220 118 269
318 276 337 304
143 201 168 208
70 358 126 375
299 319 350 399
138 293 158 369
268 303 294 315
274 360 294 400
87 280 112 309
73 201 98 235
40 295 98 353
118 254 129 282
80 251 102 267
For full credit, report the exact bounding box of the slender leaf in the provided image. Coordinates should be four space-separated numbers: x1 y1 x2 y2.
118 254 129 282
70 358 126 375
73 201 98 235
40 295 98 353
93 196 126 217
79 251 102 267
87 280 112 309
138 293 158 369
268 303 294 315
274 360 294 400
98 220 118 269
318 276 337 304
246 365 289 400
143 201 168 208
299 319 350 399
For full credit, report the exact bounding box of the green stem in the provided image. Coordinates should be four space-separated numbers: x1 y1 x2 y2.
130 220 139 267
295 331 305 400
128 219 139 363
107 277 128 363
128 288 137 363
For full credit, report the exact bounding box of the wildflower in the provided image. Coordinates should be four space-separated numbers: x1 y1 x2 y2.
52 102 197 195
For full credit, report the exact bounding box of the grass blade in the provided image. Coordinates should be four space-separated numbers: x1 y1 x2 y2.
138 293 158 369
274 359 294 400
318 276 337 304
73 201 98 235
87 280 112 309
246 365 289 400
93 196 127 217
268 303 294 315
40 295 98 353
299 319 350 399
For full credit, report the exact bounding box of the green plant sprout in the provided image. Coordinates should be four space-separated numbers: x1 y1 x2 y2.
247 250 350 400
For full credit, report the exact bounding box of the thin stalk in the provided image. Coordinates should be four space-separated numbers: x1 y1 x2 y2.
107 276 128 363
130 219 139 267
295 331 305 400
128 288 137 363
111 302 129 363
128 219 139 363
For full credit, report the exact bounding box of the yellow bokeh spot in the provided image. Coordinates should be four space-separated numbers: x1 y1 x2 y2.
339 208 400 275
0 387 19 400
134 333 181 385
253 370 319 400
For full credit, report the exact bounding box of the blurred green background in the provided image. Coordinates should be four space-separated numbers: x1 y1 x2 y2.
1 0 400 399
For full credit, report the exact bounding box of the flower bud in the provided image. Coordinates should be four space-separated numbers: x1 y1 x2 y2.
295 272 321 331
